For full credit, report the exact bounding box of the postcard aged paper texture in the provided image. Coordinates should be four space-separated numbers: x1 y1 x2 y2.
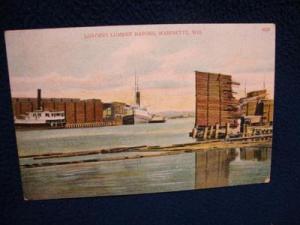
5 24 275 200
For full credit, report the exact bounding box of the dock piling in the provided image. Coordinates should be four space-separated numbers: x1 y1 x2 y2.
215 124 219 139
203 127 208 140
225 123 230 139
209 125 214 139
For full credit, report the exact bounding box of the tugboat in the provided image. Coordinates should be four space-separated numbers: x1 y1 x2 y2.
14 110 66 129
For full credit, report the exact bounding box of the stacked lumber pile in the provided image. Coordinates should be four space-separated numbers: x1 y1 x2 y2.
239 89 274 125
195 71 240 127
85 100 96 123
65 102 76 123
244 101 258 115
247 90 267 98
240 89 268 116
261 99 274 123
75 101 85 123
12 96 104 124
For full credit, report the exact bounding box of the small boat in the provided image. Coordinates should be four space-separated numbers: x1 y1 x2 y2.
149 115 166 123
14 109 66 129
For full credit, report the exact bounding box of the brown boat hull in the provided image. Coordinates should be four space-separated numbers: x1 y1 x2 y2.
15 123 65 130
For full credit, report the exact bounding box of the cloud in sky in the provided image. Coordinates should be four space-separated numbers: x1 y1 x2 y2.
5 24 275 111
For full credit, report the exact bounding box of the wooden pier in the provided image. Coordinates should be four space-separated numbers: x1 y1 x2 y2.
191 123 273 141
64 120 121 129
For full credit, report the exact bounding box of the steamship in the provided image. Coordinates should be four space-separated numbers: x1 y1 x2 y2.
14 89 66 129
123 76 152 124
15 110 66 129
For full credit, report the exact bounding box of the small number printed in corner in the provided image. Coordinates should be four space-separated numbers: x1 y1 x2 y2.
262 26 271 32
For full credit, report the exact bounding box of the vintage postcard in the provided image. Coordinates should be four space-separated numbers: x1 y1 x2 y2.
5 24 275 200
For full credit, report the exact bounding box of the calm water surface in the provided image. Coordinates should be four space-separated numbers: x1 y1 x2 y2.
16 118 271 200
20 147 271 200
17 118 195 155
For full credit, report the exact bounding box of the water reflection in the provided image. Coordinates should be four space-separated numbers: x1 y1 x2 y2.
194 147 271 189
240 147 271 161
20 146 271 200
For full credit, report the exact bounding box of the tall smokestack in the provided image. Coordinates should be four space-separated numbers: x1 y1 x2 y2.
37 89 41 110
136 91 140 106
135 74 140 106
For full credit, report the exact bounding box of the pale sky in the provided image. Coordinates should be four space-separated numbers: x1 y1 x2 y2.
5 24 275 112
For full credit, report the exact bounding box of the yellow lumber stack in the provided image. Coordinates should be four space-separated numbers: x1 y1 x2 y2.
195 71 240 127
262 99 274 123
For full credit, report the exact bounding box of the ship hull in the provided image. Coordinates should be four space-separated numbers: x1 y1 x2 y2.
15 123 54 130
122 114 151 125
134 115 151 124
15 122 66 130
149 119 166 123
122 115 135 125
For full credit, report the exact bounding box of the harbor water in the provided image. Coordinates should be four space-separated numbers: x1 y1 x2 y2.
16 118 196 155
20 147 271 200
16 118 272 200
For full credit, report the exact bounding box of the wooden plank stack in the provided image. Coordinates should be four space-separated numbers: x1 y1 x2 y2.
247 90 267 98
65 102 76 123
261 99 274 124
85 100 95 123
195 71 240 127
54 101 65 112
75 101 85 123
244 101 258 115
42 100 55 111
94 100 103 122
20 101 33 115
240 89 274 125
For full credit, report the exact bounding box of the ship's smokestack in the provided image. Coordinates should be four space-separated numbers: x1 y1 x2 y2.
136 91 140 106
135 74 140 106
37 89 42 110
